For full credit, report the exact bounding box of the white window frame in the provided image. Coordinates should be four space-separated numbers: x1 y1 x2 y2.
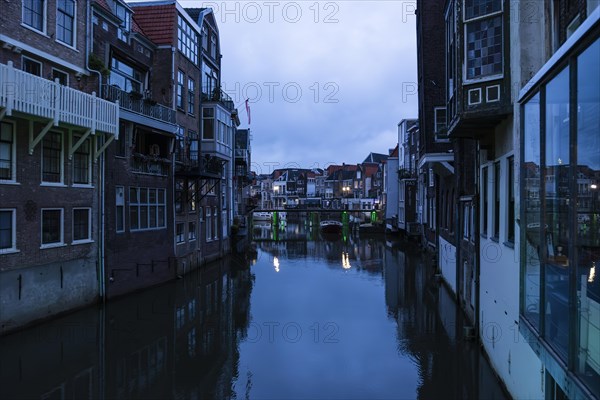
0 209 18 254
41 130 65 186
176 222 185 244
51 68 69 86
116 186 125 233
22 55 43 76
41 208 64 248
188 221 196 241
206 207 212 241
129 187 167 232
22 0 47 34
72 207 92 244
72 134 92 186
213 207 218 240
0 121 17 183
56 0 76 48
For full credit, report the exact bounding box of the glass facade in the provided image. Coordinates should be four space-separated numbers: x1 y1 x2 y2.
521 35 599 398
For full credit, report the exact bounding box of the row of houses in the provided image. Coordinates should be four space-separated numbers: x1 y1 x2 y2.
251 154 388 210
0 0 253 334
383 1 599 399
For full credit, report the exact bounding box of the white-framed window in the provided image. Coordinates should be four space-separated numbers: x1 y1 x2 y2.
0 209 17 253
177 15 199 63
434 106 448 141
22 0 46 33
176 222 185 243
206 207 212 240
463 0 503 81
115 186 125 232
115 1 131 42
0 121 16 182
52 68 69 86
109 57 143 93
42 131 63 184
41 208 63 247
201 25 208 51
202 107 214 139
72 207 91 243
188 221 196 241
22 56 42 76
72 135 91 185
188 78 195 115
210 34 217 59
129 187 166 231
177 70 185 110
212 207 218 240
56 0 75 47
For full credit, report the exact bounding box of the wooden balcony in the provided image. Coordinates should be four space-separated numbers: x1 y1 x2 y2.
0 61 119 137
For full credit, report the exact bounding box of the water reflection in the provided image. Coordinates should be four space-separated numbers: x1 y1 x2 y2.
0 223 508 399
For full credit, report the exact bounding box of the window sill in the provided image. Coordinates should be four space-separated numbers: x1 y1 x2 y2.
188 238 196 242
40 182 67 187
176 241 185 245
72 184 94 189
20 23 49 37
0 248 20 255
130 227 167 232
55 39 78 52
72 239 93 245
490 236 499 243
0 180 21 185
40 243 67 249
503 241 514 249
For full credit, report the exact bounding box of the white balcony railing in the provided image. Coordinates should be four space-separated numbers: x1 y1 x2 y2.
0 61 119 137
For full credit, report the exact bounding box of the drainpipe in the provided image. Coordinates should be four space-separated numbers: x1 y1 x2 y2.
86 0 105 300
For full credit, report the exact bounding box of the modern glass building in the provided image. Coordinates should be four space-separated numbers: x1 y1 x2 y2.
519 8 599 399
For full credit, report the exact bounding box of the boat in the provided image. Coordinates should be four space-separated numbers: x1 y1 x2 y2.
319 220 343 234
252 211 272 221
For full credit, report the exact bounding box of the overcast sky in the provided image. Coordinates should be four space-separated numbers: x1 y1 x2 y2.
183 0 418 174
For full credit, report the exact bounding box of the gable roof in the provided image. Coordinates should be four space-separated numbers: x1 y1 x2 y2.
362 152 387 164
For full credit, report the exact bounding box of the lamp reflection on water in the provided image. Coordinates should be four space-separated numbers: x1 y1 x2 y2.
589 261 596 283
274 256 280 273
342 252 351 269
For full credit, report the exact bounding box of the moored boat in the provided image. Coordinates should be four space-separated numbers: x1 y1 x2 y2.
319 220 343 234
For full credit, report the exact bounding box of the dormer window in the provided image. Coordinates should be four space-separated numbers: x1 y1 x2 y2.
115 2 131 42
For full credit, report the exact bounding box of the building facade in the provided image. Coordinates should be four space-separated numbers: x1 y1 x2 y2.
0 0 119 331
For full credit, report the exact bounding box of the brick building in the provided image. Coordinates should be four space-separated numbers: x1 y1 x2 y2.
91 0 178 298
0 0 119 332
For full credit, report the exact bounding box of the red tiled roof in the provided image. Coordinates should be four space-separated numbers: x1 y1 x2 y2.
130 5 176 45
362 164 379 177
389 145 399 157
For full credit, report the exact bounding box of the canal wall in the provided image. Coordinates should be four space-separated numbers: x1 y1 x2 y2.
0 259 98 335
438 236 457 294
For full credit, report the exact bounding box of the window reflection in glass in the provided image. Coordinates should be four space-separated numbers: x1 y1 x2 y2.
544 66 570 360
575 37 600 397
523 93 541 330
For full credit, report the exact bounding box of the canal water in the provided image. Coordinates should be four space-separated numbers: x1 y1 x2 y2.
0 220 509 399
